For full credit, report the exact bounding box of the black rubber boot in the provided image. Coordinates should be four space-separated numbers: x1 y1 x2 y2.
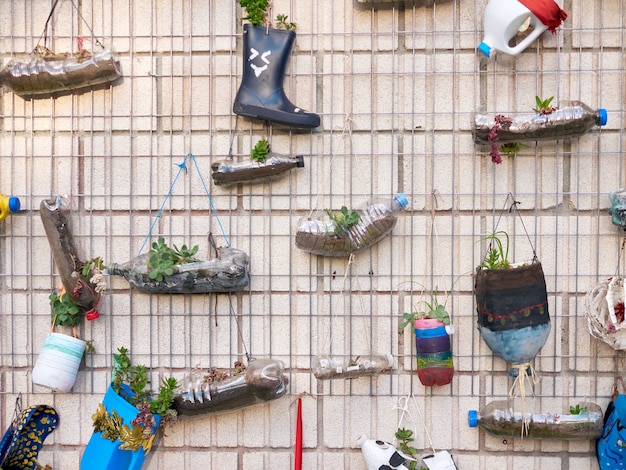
234 24 320 129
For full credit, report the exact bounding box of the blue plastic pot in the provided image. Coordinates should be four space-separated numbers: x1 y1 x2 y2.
80 383 161 470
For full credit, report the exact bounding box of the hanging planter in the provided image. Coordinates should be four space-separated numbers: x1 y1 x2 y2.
585 276 626 350
474 231 551 375
212 139 304 186
609 187 626 229
296 193 409 257
0 194 20 222
32 331 86 393
234 1 320 128
312 354 394 380
173 358 288 417
81 347 179 470
0 1 121 99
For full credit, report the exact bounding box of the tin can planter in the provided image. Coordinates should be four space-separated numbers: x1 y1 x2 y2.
80 384 162 470
474 261 551 375
32 332 86 393
414 318 454 387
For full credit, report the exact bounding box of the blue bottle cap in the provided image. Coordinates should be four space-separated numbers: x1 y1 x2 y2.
598 108 608 126
477 42 491 58
468 410 478 427
394 193 409 208
8 197 20 213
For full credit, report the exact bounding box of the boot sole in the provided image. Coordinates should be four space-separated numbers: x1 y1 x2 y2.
234 104 320 129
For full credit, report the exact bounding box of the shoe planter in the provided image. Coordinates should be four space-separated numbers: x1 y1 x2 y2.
233 24 320 129
211 154 304 186
81 384 162 470
173 358 288 417
0 45 121 99
108 246 250 294
414 318 455 387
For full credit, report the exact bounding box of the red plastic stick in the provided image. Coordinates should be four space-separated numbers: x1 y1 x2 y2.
294 397 302 470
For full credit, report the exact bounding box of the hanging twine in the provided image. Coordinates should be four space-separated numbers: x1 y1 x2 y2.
508 362 539 438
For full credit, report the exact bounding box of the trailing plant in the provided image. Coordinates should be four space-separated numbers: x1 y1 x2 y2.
400 288 450 329
394 428 426 470
92 347 180 453
239 0 297 30
250 139 270 163
325 206 361 237
478 230 511 270
147 237 200 282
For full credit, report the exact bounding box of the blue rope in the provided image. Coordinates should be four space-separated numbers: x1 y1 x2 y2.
138 153 229 256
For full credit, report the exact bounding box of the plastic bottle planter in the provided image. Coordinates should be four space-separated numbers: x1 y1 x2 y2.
609 188 626 229
0 194 20 222
173 358 288 417
40 197 101 315
473 102 607 145
0 46 121 99
80 383 161 470
211 154 304 187
312 354 394 380
414 319 455 387
468 400 603 440
585 276 626 350
32 333 86 393
296 193 409 257
474 261 551 375
478 0 567 57
357 435 417 470
597 394 626 467
108 247 250 294
233 24 320 129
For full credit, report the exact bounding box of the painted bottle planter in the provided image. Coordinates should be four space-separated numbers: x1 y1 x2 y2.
0 46 121 99
609 187 626 228
468 400 603 440
173 358 288 417
80 384 161 470
32 332 86 393
296 193 408 257
474 261 551 375
108 247 250 294
473 102 607 144
312 354 394 380
414 318 454 387
211 154 304 186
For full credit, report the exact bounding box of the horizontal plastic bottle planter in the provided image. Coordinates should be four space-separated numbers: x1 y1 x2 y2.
312 354 394 380
414 318 454 387
211 154 304 186
473 102 607 144
108 247 250 294
173 358 288 417
80 383 161 470
468 400 603 440
296 193 408 257
0 48 121 99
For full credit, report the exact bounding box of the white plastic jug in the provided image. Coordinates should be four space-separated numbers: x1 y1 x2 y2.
478 0 550 57
32 333 85 392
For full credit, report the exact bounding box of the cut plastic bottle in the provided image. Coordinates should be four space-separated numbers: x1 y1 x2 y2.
414 319 455 387
468 400 603 440
211 154 304 186
296 193 409 257
312 354 394 380
473 101 607 144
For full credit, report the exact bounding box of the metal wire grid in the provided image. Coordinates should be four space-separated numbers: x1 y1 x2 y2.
0 0 622 445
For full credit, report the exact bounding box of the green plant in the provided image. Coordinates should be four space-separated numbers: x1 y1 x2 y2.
275 13 296 31
400 288 450 329
251 139 270 163
203 360 247 385
147 237 199 282
478 231 511 270
92 347 180 453
49 290 83 327
325 206 361 237
569 404 588 415
239 0 297 30
500 142 527 158
533 95 556 115
395 428 422 470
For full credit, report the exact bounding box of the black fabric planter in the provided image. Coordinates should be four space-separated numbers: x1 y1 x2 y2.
474 261 551 366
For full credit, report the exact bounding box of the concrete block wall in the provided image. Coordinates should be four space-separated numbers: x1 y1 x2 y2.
0 0 623 468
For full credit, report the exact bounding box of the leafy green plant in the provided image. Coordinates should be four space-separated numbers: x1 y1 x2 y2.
500 142 527 158
50 290 83 327
395 428 423 470
533 95 556 115
325 206 361 237
251 139 270 163
569 404 588 415
478 231 511 270
275 13 296 31
147 237 199 282
400 288 450 330
239 0 296 30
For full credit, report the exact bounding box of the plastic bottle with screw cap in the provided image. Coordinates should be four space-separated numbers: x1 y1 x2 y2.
0 194 20 221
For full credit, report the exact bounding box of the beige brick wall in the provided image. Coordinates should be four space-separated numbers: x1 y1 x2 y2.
0 0 622 468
